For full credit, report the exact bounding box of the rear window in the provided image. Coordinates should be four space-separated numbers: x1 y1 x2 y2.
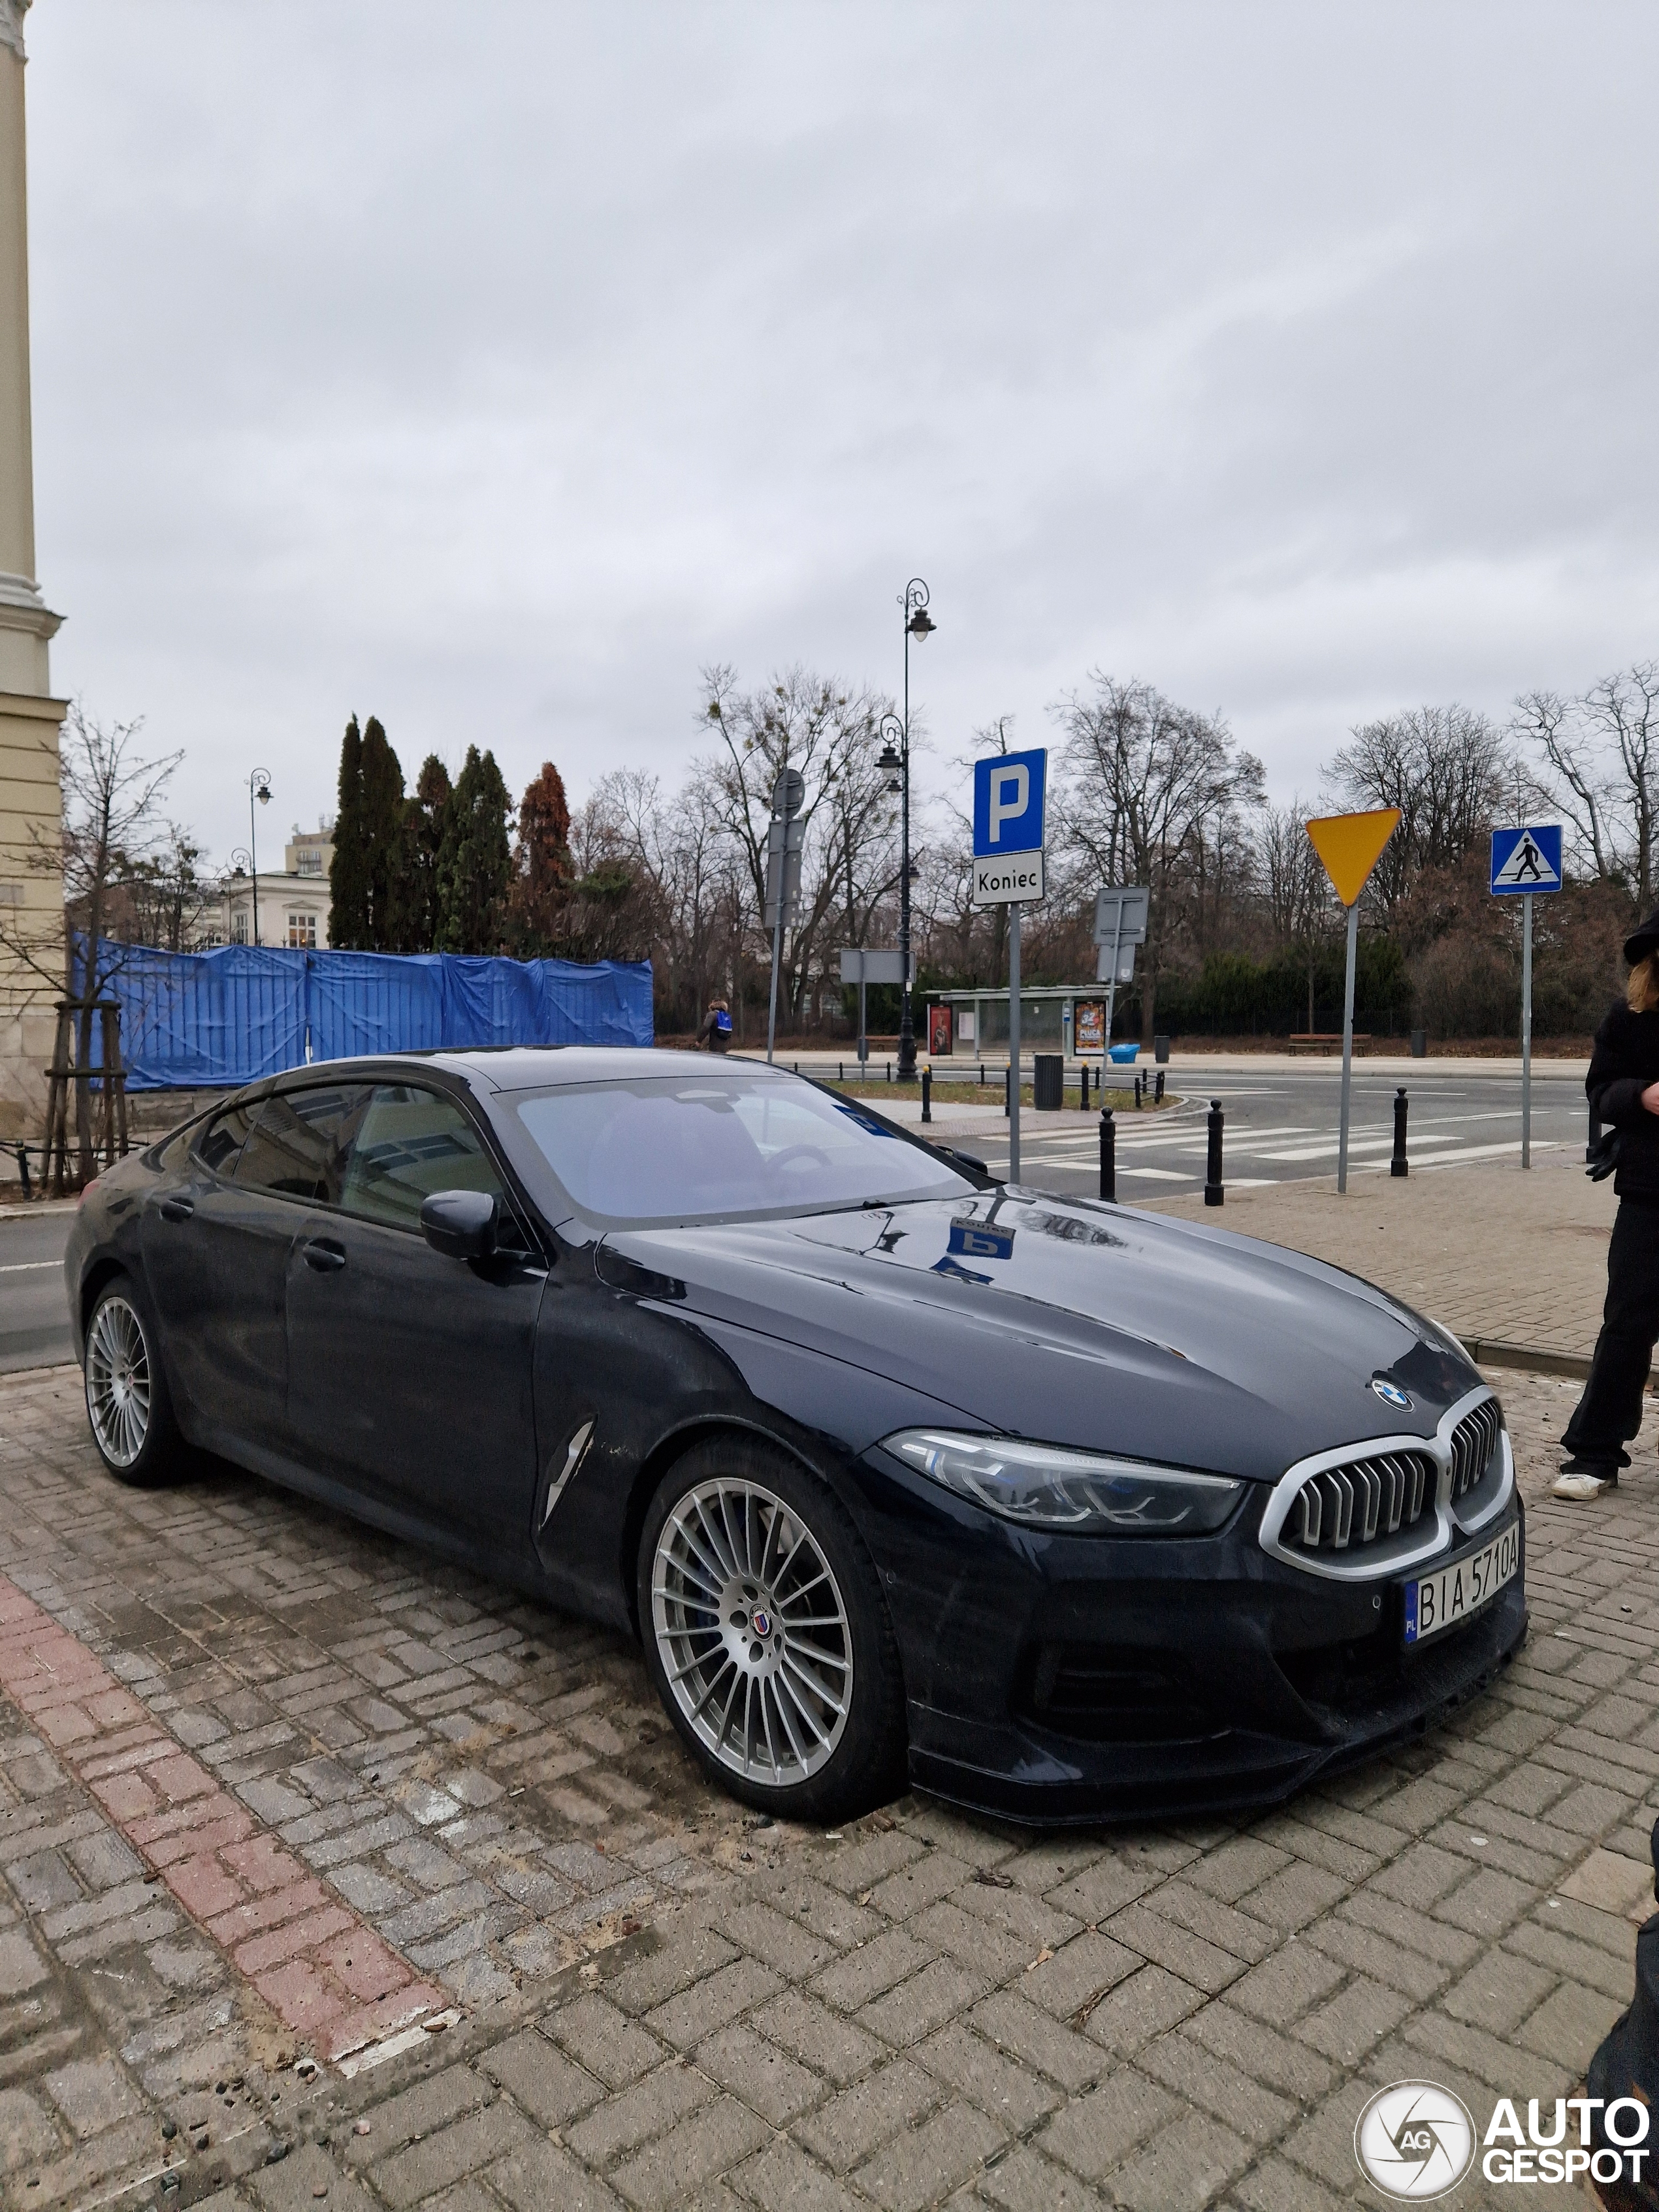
194 1100 259 1178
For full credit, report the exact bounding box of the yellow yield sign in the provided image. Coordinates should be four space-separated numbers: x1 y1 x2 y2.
1306 807 1400 908
1303 807 1402 1194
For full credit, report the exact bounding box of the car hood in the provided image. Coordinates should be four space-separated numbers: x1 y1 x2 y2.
600 1191 1483 1484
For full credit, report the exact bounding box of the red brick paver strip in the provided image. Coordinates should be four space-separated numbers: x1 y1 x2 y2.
0 1571 442 2062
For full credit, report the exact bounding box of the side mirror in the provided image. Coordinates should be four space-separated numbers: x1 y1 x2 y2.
420 1188 498 1260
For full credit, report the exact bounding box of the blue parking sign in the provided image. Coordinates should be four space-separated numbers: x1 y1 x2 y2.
1490 824 1562 895
973 749 1046 858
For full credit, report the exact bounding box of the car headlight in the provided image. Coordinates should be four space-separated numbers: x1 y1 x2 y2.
882 1430 1245 1535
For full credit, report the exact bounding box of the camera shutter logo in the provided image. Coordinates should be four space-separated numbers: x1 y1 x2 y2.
1354 2081 1475 2199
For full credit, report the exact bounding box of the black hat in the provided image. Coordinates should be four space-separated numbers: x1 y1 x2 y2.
1624 909 1659 965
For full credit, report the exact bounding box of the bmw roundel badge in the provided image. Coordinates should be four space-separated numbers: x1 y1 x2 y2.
1371 1377 1413 1411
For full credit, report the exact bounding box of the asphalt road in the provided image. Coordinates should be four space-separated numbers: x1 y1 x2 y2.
956 1062 1593 1201
0 1063 1593 1371
0 1207 74 1375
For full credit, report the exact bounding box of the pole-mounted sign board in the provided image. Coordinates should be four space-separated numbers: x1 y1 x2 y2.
973 750 1046 858
1304 807 1402 1196
1490 823 1562 1171
1490 824 1562 895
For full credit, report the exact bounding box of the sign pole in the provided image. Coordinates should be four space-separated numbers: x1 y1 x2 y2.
1521 890 1533 1170
1008 899 1021 1185
858 963 867 1068
1105 899 1124 1054
1337 899 1358 1194
765 918 782 1065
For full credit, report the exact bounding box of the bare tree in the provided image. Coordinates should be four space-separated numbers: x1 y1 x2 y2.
0 705 185 1178
1327 705 1509 924
1050 677 1264 1038
1259 801 1340 1029
700 665 899 1029
1514 663 1659 909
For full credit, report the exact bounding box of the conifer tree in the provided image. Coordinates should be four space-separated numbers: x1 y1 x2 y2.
359 716 406 949
507 760 573 954
328 714 371 949
389 754 453 952
434 746 513 954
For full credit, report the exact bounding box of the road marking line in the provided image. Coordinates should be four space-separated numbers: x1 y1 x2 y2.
0 1261 57 1274
0 1573 443 2064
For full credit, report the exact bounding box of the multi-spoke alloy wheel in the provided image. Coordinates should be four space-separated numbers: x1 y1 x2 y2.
85 1292 152 1470
651 1476 854 1787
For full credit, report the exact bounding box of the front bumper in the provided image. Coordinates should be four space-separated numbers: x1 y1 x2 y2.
850 1449 1527 1826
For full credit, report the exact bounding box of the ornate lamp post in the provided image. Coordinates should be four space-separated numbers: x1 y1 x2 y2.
247 769 272 945
876 580 934 1079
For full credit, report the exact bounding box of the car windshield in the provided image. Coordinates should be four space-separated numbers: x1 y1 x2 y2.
504 1074 975 1227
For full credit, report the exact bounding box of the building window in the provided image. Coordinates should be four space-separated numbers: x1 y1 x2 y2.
231 912 248 945
288 912 317 948
297 850 323 875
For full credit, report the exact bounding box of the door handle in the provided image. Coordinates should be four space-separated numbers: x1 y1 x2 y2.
159 1196 194 1223
302 1239 347 1274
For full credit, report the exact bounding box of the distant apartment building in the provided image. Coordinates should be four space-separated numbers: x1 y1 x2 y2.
204 822 334 950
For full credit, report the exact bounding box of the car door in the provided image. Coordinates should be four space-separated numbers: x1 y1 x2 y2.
283 1080 545 1562
138 1089 355 1451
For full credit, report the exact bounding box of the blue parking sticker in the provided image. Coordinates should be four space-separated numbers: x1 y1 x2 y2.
949 1221 1015 1260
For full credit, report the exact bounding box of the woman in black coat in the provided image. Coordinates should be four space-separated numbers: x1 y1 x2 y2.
1557 908 1659 1498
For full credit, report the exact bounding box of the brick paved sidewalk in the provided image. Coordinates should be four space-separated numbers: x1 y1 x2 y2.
1 1357 1658 2210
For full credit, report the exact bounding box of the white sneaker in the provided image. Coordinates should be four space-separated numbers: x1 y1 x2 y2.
1552 1469 1617 1500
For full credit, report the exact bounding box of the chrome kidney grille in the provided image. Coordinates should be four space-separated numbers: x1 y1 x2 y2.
1262 1386 1510 1580
1449 1396 1502 1502
1288 1450 1434 1552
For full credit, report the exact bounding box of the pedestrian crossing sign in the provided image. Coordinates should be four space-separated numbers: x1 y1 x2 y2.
1490 824 1562 895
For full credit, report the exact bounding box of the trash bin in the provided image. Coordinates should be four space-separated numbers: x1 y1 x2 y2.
1033 1054 1064 1111
1410 1029 1427 1059
1153 1034 1170 1065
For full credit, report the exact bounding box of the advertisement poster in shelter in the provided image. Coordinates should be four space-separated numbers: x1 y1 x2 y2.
928 1004 953 1057
1075 1001 1106 1055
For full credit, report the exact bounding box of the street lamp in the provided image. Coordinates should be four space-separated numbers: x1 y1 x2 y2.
248 769 272 946
888 577 933 1079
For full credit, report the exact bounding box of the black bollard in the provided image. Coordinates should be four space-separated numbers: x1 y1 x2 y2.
1585 1816 1659 2197
1134 1072 1142 1110
1080 1063 1089 1111
15 1142 29 1201
886 1061 892 1083
1155 1069 1166 1104
1204 1098 1225 1207
1003 1066 1010 1119
1391 1087 1409 1178
1099 1108 1116 1202
921 1066 932 1124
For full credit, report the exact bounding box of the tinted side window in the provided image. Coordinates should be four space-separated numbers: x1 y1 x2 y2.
195 1100 259 1177
339 1085 512 1235
234 1085 367 1203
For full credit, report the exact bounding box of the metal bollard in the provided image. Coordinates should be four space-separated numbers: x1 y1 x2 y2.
1204 1098 1225 1207
886 1061 892 1083
838 1061 844 1083
1588 1104 1602 1163
1155 1069 1165 1104
1099 1108 1116 1201
15 1142 29 1201
1134 1073 1142 1110
1391 1087 1409 1178
1003 1066 1010 1119
1080 1063 1089 1111
921 1066 932 1124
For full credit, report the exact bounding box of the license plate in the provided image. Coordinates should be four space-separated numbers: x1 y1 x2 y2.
1402 1521 1520 1646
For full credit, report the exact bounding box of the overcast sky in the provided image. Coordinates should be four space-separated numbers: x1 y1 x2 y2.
24 1 1659 863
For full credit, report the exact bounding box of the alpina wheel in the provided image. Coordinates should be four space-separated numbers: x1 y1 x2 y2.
639 1438 906 1822
83 1277 180 1485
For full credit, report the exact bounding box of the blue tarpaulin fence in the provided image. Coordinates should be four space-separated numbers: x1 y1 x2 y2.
72 941 653 1089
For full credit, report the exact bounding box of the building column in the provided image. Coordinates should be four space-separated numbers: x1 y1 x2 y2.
0 0 67 1138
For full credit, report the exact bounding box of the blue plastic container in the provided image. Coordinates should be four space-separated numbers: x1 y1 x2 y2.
1108 1042 1140 1065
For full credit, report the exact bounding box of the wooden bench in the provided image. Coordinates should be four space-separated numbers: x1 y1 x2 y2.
1287 1034 1370 1055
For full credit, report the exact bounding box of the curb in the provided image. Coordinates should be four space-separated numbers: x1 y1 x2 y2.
1466 1339 1591 1381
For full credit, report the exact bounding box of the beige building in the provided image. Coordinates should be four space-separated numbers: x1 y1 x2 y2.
204 823 336 951
0 0 66 1134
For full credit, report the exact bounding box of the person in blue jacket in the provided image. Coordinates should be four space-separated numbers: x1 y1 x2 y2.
1557 908 1659 1498
696 999 733 1053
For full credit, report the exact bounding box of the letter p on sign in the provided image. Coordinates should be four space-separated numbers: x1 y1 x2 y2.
989 766 1027 843
973 747 1047 858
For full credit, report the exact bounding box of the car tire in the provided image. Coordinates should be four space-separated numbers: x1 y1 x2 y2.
82 1274 181 1486
637 1435 907 1824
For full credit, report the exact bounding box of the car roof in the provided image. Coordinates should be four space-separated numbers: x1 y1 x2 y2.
268 1047 798 1096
